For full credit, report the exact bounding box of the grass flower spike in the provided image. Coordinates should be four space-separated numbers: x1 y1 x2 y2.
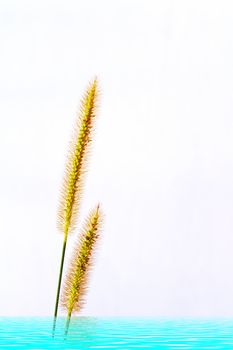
61 204 102 336
53 78 99 333
58 78 98 235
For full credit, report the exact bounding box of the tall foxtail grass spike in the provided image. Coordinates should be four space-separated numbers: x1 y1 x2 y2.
53 78 99 335
58 77 99 235
61 204 102 337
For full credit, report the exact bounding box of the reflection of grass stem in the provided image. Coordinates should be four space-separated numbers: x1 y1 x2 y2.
64 314 71 339
53 79 99 335
61 205 102 336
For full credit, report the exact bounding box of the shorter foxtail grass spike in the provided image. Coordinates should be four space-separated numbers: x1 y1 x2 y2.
61 204 102 336
53 78 99 335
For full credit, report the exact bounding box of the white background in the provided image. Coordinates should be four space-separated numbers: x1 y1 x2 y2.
1 0 233 317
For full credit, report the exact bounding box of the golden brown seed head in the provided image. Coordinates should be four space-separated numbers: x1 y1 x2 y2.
61 204 102 315
57 79 99 235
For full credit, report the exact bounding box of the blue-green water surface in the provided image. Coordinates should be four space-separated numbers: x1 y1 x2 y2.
1 317 233 349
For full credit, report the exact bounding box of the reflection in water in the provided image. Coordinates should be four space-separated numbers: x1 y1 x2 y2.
57 317 99 345
1 317 233 349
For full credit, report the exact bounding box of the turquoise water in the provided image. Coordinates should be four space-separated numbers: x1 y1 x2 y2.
1 318 233 349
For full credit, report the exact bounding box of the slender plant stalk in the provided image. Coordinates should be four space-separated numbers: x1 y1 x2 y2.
52 233 67 334
61 205 102 336
53 78 99 334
